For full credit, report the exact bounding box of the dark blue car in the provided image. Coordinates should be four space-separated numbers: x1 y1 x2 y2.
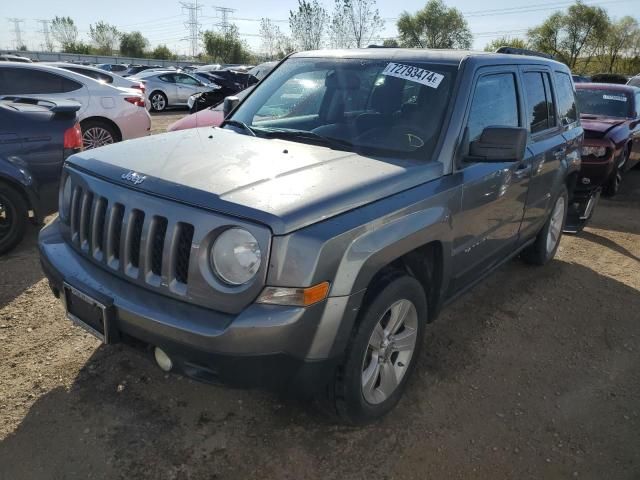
0 97 82 254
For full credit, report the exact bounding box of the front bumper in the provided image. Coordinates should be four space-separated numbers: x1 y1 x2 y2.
39 219 362 394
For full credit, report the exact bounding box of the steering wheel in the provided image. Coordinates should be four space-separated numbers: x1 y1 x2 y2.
355 126 428 151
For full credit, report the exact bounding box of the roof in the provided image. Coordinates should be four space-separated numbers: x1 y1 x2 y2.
290 48 567 68
576 83 640 94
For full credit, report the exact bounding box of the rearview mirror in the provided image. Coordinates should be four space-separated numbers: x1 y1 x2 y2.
223 96 240 118
467 126 527 162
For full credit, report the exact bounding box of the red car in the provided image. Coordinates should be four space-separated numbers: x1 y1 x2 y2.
575 83 640 197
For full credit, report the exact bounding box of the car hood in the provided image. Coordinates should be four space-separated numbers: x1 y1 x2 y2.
580 115 626 137
167 109 224 132
67 128 443 234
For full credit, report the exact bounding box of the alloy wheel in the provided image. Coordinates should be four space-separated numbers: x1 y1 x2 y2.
546 195 565 254
151 94 166 111
83 127 114 150
361 299 418 405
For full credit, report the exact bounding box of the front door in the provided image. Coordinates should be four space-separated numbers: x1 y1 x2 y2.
451 68 530 293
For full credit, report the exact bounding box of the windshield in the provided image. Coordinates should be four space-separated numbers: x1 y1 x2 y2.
576 89 632 118
228 58 458 159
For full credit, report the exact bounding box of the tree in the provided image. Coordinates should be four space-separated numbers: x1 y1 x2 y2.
528 2 609 70
17 44 28 51
329 0 353 49
600 16 639 72
151 45 173 60
345 0 384 48
260 18 281 60
289 0 329 50
50 16 78 52
484 36 527 52
89 21 120 55
202 26 253 64
397 0 472 49
120 31 148 58
382 38 399 47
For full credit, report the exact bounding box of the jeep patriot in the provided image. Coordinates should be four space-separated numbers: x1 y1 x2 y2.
39 49 582 424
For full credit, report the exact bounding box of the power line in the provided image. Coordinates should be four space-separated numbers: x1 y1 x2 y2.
7 18 26 49
36 19 53 51
212 6 236 34
180 0 202 57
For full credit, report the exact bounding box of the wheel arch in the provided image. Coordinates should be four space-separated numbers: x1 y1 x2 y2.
80 116 122 142
0 171 39 221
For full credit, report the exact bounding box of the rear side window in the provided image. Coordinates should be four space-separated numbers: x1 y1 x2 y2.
158 74 175 83
554 72 577 125
467 72 519 142
66 67 113 84
0 67 82 95
523 72 556 134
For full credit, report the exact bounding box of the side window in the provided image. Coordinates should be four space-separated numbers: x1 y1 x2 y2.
176 74 200 86
466 72 519 142
67 67 112 83
523 72 556 134
635 93 640 117
554 72 577 125
255 70 327 121
0 68 81 94
542 73 557 127
158 74 175 83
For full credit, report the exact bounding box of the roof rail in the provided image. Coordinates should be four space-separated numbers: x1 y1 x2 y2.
495 46 554 60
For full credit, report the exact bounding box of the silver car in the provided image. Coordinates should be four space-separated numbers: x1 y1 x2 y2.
133 71 216 112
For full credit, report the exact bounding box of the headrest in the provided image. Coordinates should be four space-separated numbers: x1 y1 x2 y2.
325 71 361 90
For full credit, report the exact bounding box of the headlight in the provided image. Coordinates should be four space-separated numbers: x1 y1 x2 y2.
59 175 72 221
582 146 607 157
210 228 261 285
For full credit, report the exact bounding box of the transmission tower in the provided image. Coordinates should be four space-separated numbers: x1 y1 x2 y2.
212 6 236 34
37 19 53 51
180 1 202 58
7 18 26 50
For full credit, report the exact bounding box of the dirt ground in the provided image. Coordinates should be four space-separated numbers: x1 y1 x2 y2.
1 113 639 480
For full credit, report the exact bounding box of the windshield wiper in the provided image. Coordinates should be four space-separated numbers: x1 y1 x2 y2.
252 127 355 151
222 119 256 137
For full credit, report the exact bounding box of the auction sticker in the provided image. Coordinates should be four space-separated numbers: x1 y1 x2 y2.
603 94 627 102
382 63 444 89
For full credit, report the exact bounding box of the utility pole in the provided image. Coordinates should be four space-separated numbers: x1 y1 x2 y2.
212 6 236 35
37 19 53 51
7 18 26 50
180 0 202 58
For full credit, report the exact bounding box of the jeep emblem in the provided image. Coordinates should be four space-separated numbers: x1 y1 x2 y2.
121 171 146 185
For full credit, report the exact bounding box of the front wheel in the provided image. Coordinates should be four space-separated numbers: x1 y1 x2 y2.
149 91 168 112
522 186 568 265
322 274 427 425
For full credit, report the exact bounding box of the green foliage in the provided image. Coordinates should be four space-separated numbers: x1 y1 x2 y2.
17 45 27 51
150 45 174 60
484 36 527 52
50 16 78 52
528 2 609 70
382 39 399 48
202 27 253 63
396 0 472 49
65 41 93 55
120 31 148 58
89 21 120 55
289 0 329 50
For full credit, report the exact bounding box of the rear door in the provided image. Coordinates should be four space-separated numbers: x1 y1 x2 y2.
0 66 88 115
450 67 531 292
517 67 566 239
175 74 203 102
156 73 177 102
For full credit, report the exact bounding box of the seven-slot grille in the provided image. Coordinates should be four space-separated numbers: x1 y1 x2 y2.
68 184 195 292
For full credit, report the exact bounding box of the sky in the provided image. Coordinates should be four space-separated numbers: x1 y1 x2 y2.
1 0 638 56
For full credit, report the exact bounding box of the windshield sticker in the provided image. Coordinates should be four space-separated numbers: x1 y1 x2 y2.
603 94 627 102
382 63 444 89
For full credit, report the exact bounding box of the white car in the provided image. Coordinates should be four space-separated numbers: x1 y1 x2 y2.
0 62 150 149
42 62 145 93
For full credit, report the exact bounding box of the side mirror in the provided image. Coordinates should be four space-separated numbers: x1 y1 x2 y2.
468 126 527 162
223 96 240 118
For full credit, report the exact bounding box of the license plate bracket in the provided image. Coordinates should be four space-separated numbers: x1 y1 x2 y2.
63 283 115 343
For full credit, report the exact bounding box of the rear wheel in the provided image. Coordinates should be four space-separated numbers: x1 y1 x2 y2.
81 119 117 150
522 186 568 265
150 91 168 112
0 183 28 255
322 274 427 425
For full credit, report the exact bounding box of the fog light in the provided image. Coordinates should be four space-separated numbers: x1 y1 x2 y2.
154 347 173 372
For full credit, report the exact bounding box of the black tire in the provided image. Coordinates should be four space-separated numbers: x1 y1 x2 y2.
81 119 118 150
149 91 168 112
0 182 28 255
322 274 428 425
522 185 568 266
603 149 628 197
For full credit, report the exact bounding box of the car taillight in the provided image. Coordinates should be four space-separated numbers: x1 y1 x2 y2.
133 82 145 93
63 123 83 150
125 96 146 107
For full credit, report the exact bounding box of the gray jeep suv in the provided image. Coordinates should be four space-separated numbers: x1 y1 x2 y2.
39 49 582 424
